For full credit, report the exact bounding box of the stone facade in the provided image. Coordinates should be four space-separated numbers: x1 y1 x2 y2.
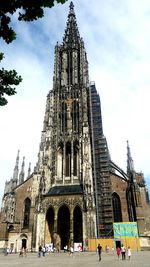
0 2 150 252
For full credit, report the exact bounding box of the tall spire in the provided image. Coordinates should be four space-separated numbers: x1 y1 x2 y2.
28 162 31 177
127 141 136 182
19 156 25 184
63 1 80 47
13 150 20 183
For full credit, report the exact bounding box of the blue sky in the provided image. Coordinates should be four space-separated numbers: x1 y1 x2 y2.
0 0 150 203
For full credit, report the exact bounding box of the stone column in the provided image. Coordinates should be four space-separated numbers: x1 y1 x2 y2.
35 212 45 251
71 140 73 182
70 210 74 247
63 142 65 183
53 209 58 248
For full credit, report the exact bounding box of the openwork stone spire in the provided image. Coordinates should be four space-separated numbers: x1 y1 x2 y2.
63 1 80 47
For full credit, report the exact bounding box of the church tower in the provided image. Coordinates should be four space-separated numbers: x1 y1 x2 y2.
1 2 150 253
34 2 97 249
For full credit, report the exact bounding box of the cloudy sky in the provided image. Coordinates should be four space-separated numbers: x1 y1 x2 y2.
0 0 150 204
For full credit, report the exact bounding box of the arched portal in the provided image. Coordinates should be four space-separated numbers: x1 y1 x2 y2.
112 192 122 222
22 239 27 249
73 206 83 243
58 205 70 249
45 207 54 245
19 234 28 250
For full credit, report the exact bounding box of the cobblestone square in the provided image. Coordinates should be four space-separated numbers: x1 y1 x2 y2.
0 251 150 267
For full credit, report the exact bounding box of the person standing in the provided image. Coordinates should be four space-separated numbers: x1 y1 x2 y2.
69 246 74 256
121 244 126 260
127 246 131 260
97 244 102 261
42 246 46 257
38 245 42 257
116 247 121 260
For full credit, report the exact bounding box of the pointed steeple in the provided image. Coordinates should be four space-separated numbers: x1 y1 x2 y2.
127 141 136 183
28 162 31 177
63 1 80 47
12 150 20 187
127 141 134 173
19 156 25 184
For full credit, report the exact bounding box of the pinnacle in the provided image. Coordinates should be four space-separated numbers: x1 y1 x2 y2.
69 1 75 15
63 1 80 47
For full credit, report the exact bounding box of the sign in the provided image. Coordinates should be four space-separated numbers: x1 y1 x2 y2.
74 243 82 252
113 222 138 238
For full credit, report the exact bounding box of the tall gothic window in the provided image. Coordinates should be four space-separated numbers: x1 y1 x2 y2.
72 100 79 132
57 143 63 179
61 102 67 133
73 142 78 176
112 193 122 222
66 142 71 177
73 149 77 176
126 187 137 221
23 198 31 228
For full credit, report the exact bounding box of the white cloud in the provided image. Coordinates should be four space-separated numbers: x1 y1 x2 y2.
0 0 150 203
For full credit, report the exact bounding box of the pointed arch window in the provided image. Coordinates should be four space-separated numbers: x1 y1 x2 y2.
61 102 67 133
73 141 79 176
72 100 79 132
112 193 122 222
23 198 31 228
66 142 71 177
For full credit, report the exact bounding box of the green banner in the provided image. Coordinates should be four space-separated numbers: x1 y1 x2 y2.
113 222 138 238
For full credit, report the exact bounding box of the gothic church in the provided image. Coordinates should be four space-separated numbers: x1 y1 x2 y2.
0 2 150 252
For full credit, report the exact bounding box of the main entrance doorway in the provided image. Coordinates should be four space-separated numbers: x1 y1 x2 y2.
58 205 70 249
73 206 83 243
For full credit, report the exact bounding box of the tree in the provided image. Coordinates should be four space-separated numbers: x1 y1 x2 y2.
0 53 22 106
0 0 68 105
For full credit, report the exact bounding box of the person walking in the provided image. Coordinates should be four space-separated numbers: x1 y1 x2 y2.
19 248 23 257
42 246 46 257
97 243 102 261
127 246 131 260
121 244 126 260
69 246 74 256
38 245 42 257
116 247 121 260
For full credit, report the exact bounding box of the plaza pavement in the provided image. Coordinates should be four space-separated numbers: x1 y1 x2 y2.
0 250 150 267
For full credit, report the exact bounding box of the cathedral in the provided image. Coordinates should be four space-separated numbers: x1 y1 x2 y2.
0 2 150 252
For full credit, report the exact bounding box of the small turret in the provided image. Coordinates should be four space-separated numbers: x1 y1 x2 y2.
127 140 136 183
12 150 20 188
27 162 31 177
19 156 25 184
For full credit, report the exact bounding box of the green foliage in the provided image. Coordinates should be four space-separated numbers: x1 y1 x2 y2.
0 0 68 106
0 0 68 43
0 53 22 106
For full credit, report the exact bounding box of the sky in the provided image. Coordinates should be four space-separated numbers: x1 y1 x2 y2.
0 0 150 204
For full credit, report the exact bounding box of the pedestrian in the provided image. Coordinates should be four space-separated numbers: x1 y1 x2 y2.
24 248 27 257
127 246 131 260
64 245 68 253
38 245 42 257
121 244 126 260
106 245 109 253
69 246 74 256
4 247 8 256
42 246 46 256
97 243 102 261
19 248 24 257
116 247 121 260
